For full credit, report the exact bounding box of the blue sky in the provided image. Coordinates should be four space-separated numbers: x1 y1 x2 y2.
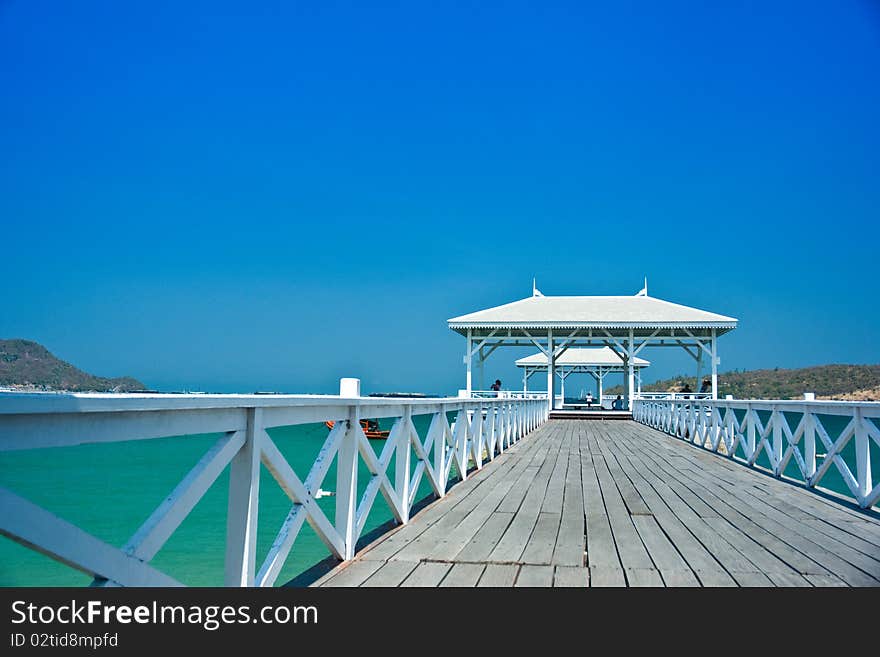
2 1 878 395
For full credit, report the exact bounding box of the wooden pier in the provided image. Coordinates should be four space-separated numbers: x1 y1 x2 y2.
314 419 880 587
3 391 877 587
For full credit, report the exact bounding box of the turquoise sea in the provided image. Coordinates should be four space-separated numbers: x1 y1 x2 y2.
0 408 873 586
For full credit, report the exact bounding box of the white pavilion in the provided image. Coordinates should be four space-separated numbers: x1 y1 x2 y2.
447 285 737 411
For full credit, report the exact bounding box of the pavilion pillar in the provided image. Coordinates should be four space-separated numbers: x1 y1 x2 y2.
598 370 604 409
547 330 556 411
627 332 635 411
465 330 473 396
523 367 528 393
711 329 718 400
559 370 567 405
477 346 485 391
695 347 703 396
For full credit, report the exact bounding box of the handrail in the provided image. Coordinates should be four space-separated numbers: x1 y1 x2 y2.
467 390 548 400
633 398 880 509
0 393 549 586
633 392 712 400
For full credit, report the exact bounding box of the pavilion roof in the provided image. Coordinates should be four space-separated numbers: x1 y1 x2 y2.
515 347 649 369
448 294 737 337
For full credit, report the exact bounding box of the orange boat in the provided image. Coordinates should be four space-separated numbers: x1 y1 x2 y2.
324 419 390 440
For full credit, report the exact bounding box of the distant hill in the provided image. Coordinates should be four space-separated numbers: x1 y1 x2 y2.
0 339 145 392
607 364 880 401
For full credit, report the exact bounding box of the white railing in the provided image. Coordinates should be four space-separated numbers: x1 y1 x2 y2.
468 390 548 400
633 392 712 401
0 392 548 587
634 398 880 509
557 393 710 410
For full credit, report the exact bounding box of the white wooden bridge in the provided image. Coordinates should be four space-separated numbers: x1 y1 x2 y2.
1 390 878 587
316 400 880 587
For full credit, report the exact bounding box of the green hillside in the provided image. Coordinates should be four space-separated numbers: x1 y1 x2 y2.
0 339 144 392
607 364 880 400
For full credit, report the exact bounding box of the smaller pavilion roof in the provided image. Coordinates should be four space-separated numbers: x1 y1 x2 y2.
515 347 649 369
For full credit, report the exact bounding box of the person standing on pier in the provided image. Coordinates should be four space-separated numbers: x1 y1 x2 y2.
490 379 502 393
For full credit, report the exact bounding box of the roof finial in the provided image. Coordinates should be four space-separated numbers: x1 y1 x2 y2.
532 277 544 297
635 277 648 297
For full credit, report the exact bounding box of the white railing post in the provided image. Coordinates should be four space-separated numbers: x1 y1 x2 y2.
514 402 520 442
488 404 497 456
746 405 756 462
497 403 505 453
489 404 498 455
432 412 447 497
335 405 359 560
804 408 817 481
498 404 505 449
452 409 468 482
462 407 471 476
480 404 492 463
473 404 484 470
725 407 735 456
855 407 871 505
509 402 515 444
696 405 704 446
772 410 783 476
224 407 262 587
512 402 519 443
396 406 412 523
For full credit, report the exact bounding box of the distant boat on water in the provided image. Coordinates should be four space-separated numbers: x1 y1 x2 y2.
325 418 390 440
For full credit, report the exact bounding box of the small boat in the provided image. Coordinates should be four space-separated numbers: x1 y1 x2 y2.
325 418 390 440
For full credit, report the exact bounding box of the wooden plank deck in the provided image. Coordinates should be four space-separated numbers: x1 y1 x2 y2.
312 420 880 587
